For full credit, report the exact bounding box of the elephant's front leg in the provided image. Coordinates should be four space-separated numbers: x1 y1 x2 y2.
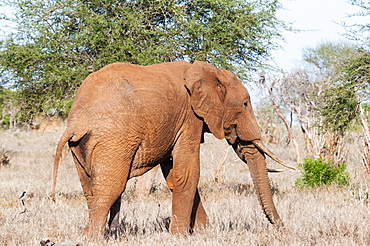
161 159 207 233
167 141 206 234
190 189 207 231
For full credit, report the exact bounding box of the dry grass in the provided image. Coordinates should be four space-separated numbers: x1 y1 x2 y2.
0 129 370 245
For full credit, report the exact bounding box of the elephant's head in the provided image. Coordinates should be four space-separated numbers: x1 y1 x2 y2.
184 61 292 225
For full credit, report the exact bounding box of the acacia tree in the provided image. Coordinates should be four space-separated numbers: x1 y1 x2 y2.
303 42 362 163
321 50 370 169
323 0 370 170
0 0 285 124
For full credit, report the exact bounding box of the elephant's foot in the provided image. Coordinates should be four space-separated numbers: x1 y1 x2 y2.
169 213 207 236
169 220 191 235
83 221 106 240
84 207 111 240
169 214 206 235
192 214 207 231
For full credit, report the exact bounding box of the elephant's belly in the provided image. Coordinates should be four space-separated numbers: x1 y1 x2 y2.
128 139 172 178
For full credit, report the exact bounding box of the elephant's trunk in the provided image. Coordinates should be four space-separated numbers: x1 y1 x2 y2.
232 139 282 225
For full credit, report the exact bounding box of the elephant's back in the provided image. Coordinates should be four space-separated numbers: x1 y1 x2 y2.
66 61 191 137
74 61 190 105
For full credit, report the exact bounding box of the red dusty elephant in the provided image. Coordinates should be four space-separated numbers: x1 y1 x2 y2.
52 61 293 238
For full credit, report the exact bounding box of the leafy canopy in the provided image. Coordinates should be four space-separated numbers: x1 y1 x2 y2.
0 0 285 123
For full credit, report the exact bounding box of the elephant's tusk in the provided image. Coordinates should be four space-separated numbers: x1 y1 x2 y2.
267 168 285 173
252 140 296 170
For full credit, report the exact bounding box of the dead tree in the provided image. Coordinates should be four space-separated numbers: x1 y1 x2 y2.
260 77 301 163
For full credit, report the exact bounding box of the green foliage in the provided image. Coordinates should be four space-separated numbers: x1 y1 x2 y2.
362 103 370 113
295 157 350 188
319 51 370 134
0 0 285 124
320 84 359 134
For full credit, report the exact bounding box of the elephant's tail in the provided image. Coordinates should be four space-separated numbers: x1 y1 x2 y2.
52 130 73 202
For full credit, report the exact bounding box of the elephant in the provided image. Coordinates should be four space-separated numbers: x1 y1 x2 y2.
52 60 293 238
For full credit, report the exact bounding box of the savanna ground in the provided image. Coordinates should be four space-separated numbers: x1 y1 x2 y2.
0 126 370 245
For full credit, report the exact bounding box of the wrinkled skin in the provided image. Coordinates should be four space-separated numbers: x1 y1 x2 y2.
52 61 283 238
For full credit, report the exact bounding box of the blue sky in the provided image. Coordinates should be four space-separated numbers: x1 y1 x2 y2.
273 0 369 69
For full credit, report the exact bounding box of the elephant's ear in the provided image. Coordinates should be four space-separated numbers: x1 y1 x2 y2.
184 61 226 139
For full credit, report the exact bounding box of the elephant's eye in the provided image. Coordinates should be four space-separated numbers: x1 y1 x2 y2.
243 101 248 108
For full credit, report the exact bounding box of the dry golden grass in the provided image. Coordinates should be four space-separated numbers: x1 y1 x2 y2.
0 129 370 245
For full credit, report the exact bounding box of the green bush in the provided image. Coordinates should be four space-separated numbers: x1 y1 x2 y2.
295 157 350 188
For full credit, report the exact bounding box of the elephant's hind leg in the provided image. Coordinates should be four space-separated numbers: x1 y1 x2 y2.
84 143 136 238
